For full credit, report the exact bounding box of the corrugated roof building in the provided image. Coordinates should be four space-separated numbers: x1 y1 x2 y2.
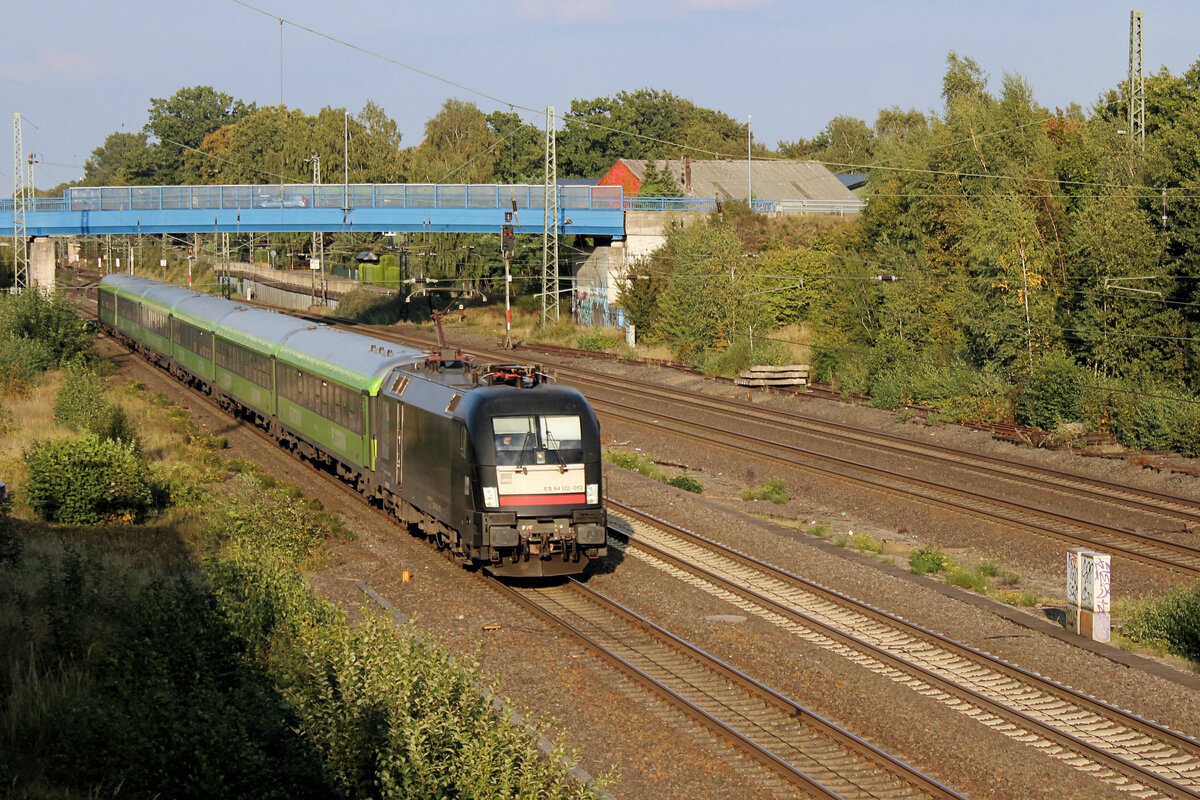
598 157 863 213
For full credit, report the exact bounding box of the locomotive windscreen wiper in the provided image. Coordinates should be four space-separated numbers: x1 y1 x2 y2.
544 429 567 472
515 432 534 472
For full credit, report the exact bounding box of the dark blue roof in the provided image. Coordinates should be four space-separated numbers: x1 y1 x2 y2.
837 173 867 190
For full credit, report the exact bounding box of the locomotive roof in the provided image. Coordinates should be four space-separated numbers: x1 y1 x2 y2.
276 325 426 393
217 306 311 355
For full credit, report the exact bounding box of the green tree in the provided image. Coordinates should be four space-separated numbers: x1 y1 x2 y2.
407 99 496 184
559 89 749 177
811 116 873 172
81 132 151 186
139 86 253 184
637 162 683 196
487 111 546 184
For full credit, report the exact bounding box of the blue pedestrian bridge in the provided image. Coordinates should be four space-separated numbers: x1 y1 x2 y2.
1 183 629 238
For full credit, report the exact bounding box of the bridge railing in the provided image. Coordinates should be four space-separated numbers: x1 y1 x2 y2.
625 197 776 213
0 184 626 213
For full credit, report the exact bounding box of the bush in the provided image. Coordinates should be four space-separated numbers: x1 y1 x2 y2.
24 435 153 525
576 331 619 351
0 289 94 368
1016 351 1086 430
666 475 703 494
54 367 138 443
336 287 405 324
203 474 328 566
0 489 20 567
0 332 57 391
1120 581 1200 663
58 575 325 798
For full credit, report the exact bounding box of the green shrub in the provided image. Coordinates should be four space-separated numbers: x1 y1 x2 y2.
0 289 94 368
576 331 619 351
1120 581 1200 663
0 489 19 567
666 475 703 493
23 435 152 525
604 450 656 477
202 474 328 566
54 367 138 443
0 332 57 391
742 478 789 504
59 575 324 798
336 287 405 324
909 545 948 575
946 565 988 591
1016 351 1086 430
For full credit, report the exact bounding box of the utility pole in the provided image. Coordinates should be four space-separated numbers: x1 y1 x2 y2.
1129 10 1145 151
542 106 559 325
12 113 29 292
747 114 752 207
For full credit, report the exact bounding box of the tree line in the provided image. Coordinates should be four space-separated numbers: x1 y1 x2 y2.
73 86 756 189
34 54 1200 448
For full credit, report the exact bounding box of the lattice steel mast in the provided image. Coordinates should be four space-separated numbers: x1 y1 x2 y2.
542 106 559 325
1129 10 1145 151
12 113 30 291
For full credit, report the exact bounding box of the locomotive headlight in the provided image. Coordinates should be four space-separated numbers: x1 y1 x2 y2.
586 483 599 505
483 486 499 508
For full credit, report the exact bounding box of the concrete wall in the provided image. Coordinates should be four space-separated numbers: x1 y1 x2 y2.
623 210 708 262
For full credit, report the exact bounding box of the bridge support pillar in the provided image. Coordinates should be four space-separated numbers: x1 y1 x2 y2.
30 238 56 290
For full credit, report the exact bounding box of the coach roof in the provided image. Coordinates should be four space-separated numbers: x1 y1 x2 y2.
217 305 311 355
276 325 424 393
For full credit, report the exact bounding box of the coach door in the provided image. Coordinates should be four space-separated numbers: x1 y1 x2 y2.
396 404 404 488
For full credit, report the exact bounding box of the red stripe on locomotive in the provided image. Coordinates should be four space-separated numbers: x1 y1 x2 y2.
499 493 587 506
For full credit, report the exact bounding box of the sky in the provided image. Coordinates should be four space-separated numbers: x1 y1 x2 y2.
4 0 1200 190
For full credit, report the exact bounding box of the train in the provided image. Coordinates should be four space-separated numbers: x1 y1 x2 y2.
96 274 607 578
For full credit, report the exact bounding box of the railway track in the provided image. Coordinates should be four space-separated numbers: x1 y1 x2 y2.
97 323 966 799
86 289 1199 798
586 391 1200 578
358 325 1200 579
493 577 965 800
559 367 1200 530
608 500 1200 799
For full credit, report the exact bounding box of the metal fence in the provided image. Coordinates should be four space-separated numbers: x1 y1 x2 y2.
624 197 776 213
0 184 625 213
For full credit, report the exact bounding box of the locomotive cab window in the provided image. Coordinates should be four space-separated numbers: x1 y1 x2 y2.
492 415 583 465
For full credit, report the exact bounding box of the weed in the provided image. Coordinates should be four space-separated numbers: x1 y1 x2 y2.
806 523 828 538
909 545 948 575
742 478 789 504
1119 581 1200 663
849 532 882 553
946 567 988 591
977 561 1001 578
